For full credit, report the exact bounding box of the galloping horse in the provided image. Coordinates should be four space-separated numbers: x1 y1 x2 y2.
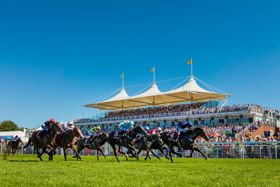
54 126 84 161
161 127 209 162
6 138 24 155
133 134 170 160
107 126 147 162
75 132 108 161
24 122 63 161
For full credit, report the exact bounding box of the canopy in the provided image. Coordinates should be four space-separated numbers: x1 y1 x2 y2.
85 88 130 110
85 77 229 110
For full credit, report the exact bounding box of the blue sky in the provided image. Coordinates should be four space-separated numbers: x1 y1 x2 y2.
0 0 280 128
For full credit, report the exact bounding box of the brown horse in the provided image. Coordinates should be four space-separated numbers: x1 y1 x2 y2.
6 138 24 155
75 132 108 161
54 126 84 161
24 122 63 161
161 127 209 162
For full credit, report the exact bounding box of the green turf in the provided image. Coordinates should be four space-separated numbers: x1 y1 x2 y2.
0 154 279 187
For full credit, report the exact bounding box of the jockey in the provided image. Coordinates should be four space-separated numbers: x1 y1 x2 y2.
41 118 56 137
62 121 74 131
12 135 19 142
177 121 193 143
143 126 150 133
90 126 101 136
87 126 101 143
176 121 192 133
157 127 163 134
118 120 134 133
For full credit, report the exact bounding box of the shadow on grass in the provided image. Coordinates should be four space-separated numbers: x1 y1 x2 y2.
9 160 39 163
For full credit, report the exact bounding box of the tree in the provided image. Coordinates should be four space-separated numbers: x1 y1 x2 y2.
0 120 20 131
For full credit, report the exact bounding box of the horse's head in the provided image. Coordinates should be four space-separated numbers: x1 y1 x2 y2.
51 122 64 133
73 126 84 138
193 127 209 141
100 132 108 139
18 137 24 144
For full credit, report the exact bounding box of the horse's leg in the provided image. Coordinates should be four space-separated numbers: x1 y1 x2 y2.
137 149 142 156
158 147 169 160
150 150 160 160
169 146 183 158
37 148 43 161
12 149 16 156
63 148 67 161
111 143 120 162
145 150 152 160
118 147 128 161
194 147 208 160
127 145 138 160
189 149 194 158
96 149 99 161
97 147 106 159
71 145 81 161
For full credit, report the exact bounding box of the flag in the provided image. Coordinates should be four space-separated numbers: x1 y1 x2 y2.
151 66 155 72
120 73 124 78
187 58 192 65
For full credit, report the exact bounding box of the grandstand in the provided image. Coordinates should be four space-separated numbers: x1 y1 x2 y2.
75 70 280 141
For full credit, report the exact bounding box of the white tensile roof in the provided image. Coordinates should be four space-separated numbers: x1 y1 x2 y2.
85 77 229 110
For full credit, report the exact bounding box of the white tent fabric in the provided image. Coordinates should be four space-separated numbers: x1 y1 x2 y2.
168 77 210 93
85 88 131 110
131 83 162 98
85 77 229 110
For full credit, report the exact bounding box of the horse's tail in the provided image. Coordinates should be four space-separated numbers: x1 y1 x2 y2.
23 138 31 148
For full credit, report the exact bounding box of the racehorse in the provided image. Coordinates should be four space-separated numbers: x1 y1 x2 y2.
24 122 63 161
54 126 84 161
107 126 147 162
75 132 108 161
6 138 24 155
133 134 170 160
161 127 209 162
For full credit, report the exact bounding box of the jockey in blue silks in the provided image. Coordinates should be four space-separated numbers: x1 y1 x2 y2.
118 120 134 132
176 121 192 132
176 121 193 143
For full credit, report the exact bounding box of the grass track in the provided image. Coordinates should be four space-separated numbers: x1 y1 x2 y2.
0 155 279 187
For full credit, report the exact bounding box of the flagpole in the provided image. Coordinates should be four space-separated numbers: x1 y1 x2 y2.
191 62 193 78
153 66 156 83
121 73 124 89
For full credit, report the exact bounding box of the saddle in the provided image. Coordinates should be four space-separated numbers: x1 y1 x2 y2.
167 132 179 141
111 130 126 140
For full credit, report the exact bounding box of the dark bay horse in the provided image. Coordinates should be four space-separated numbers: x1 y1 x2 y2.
6 138 24 155
107 126 147 162
24 122 63 161
54 126 84 161
161 127 209 162
133 134 170 160
75 132 108 161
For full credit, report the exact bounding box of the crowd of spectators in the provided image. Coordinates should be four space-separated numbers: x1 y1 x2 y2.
106 103 203 118
75 104 274 124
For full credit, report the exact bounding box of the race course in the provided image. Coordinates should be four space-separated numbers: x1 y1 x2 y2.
1 155 279 187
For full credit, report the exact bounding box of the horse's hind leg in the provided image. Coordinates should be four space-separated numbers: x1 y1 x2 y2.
145 150 152 160
158 147 169 160
96 149 99 161
118 147 128 161
194 147 208 160
127 145 138 160
63 148 67 161
111 144 120 162
189 150 194 158
150 150 160 160
37 149 43 161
